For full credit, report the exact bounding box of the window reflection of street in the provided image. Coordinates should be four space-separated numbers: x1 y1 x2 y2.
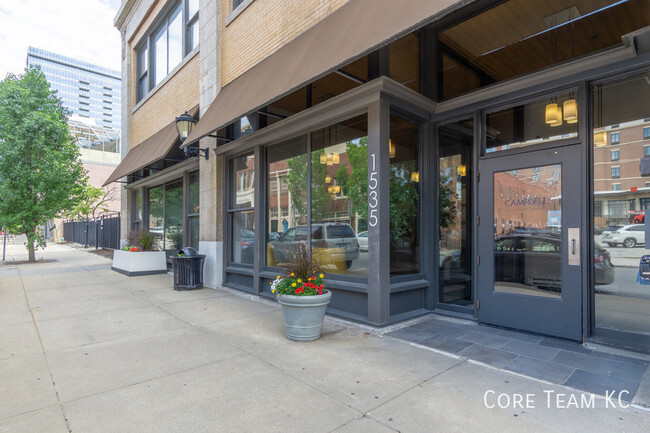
592 73 650 336
493 165 564 298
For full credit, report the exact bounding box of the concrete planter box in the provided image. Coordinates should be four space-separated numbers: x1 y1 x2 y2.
111 250 168 276
277 290 332 342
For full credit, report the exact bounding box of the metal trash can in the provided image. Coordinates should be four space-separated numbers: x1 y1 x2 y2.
171 247 206 290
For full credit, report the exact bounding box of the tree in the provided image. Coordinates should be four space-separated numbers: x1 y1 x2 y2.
65 180 118 220
0 67 86 261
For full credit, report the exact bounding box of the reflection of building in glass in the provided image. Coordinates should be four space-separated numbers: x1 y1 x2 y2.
594 121 650 227
493 166 562 236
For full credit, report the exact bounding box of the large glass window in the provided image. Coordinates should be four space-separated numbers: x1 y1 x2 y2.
592 72 650 337
164 179 184 254
266 137 308 267
132 188 143 230
148 185 164 245
390 115 420 276
311 115 368 277
439 118 473 304
486 91 578 154
135 0 199 103
188 171 199 250
230 153 255 265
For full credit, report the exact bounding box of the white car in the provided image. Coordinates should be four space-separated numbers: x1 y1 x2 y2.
601 224 645 248
357 231 368 252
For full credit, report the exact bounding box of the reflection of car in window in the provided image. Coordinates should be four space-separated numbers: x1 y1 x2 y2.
269 223 359 270
601 224 645 248
494 234 614 290
240 228 255 264
357 231 368 252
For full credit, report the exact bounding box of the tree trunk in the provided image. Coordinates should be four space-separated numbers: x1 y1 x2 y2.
26 230 36 262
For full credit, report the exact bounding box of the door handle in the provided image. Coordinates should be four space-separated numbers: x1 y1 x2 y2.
568 228 580 266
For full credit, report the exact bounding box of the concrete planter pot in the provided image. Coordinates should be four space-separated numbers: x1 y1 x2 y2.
277 290 332 342
111 250 167 276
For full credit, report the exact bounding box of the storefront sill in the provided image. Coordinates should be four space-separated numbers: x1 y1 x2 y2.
225 265 254 276
588 328 650 355
390 279 429 293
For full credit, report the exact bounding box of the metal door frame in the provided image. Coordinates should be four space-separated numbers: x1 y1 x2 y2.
476 144 584 340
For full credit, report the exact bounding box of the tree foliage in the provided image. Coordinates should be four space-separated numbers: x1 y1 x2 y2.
0 67 86 261
65 180 117 220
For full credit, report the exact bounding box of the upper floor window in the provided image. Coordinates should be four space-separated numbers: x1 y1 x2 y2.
645 145 650 157
610 132 620 145
611 150 619 161
644 127 650 140
136 0 199 104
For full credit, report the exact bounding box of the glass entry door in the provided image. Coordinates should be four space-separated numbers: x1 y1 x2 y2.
477 145 583 340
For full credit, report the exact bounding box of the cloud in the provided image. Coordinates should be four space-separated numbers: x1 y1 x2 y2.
0 0 121 78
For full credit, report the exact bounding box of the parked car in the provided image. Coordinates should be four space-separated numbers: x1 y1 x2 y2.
601 224 645 248
240 228 255 264
269 223 359 270
494 234 614 291
357 231 368 252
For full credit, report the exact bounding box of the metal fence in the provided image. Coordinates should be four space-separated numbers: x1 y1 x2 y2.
63 213 120 250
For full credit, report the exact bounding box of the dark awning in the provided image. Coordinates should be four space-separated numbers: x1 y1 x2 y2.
182 0 456 146
103 105 199 186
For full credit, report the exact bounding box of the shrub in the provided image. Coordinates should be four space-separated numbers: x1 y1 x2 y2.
126 229 159 251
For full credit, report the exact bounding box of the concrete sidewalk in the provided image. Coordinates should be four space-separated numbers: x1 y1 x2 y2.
1 244 649 433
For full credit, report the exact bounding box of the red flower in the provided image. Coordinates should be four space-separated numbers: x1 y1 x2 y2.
295 287 304 294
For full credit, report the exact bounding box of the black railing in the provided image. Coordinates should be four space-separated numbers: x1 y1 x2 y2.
63 213 121 250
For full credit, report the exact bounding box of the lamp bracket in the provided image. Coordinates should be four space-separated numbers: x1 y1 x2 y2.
184 145 210 160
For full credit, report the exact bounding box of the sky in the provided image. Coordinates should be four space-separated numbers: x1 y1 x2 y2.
0 0 122 78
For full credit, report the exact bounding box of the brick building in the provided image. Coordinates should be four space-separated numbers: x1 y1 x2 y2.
109 0 650 352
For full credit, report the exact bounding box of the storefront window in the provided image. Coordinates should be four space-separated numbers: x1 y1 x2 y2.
188 171 199 250
390 115 420 276
311 115 368 277
486 91 578 154
164 179 184 254
266 137 307 267
439 118 473 304
132 188 143 230
148 185 164 245
230 153 255 265
593 73 650 337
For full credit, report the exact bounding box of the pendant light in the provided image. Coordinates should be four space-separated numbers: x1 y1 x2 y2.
411 172 420 182
332 153 340 164
550 105 563 127
457 164 466 177
563 94 578 124
389 139 396 158
545 102 559 125
326 154 333 166
320 153 327 164
325 175 331 184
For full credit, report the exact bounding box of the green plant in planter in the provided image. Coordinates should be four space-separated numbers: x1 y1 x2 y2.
271 250 326 295
126 229 160 251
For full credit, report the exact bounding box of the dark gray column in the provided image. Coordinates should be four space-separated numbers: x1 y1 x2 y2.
367 99 391 324
253 145 263 293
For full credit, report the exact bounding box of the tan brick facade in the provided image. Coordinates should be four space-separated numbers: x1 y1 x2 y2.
126 0 201 148
130 54 200 147
221 0 349 86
